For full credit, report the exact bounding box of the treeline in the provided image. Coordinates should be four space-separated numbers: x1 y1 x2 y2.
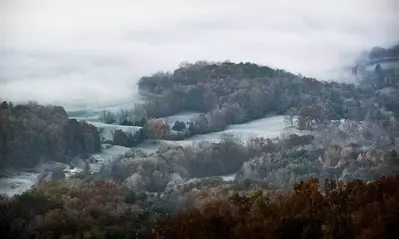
153 175 399 239
1 175 398 238
137 61 373 121
0 101 101 169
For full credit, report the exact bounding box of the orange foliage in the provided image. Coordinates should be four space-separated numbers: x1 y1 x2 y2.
0 180 144 239
2 176 399 238
153 176 399 239
147 118 168 139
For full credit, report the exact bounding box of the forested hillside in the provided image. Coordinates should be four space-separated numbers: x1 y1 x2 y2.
138 61 368 120
134 61 399 136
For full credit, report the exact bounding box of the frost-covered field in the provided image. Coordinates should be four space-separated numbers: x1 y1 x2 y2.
0 172 40 197
188 115 290 142
134 115 293 154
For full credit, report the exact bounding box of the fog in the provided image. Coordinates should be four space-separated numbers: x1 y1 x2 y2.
1 0 398 108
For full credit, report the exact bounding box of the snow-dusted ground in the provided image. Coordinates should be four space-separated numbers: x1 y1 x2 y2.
0 172 41 197
187 115 291 142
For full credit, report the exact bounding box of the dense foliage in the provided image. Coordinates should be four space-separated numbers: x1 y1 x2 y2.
1 175 399 239
139 62 365 118
0 180 156 239
0 101 101 169
104 134 316 193
153 175 399 239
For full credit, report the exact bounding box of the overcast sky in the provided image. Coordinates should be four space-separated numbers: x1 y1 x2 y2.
1 0 398 107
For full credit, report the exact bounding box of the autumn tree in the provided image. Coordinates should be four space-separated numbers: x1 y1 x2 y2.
153 175 399 239
146 118 169 143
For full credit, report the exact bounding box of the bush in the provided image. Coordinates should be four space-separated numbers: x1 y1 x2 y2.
172 121 186 131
